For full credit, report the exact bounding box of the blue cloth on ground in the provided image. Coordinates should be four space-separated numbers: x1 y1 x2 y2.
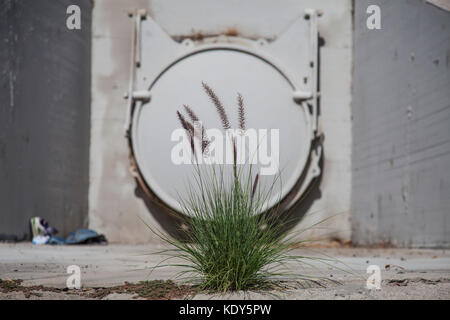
47 236 66 245
43 229 107 245
30 217 108 245
65 229 107 244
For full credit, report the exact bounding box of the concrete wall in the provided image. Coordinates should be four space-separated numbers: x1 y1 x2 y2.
3 0 447 247
90 0 353 243
0 0 91 239
352 0 450 247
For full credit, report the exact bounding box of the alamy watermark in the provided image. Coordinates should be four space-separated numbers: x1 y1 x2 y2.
366 265 381 290
171 122 280 176
66 265 81 289
66 5 81 30
366 5 381 30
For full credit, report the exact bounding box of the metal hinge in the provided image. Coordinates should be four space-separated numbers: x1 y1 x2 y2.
292 9 322 135
124 9 150 137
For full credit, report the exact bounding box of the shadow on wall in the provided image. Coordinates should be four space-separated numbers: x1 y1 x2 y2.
134 177 191 241
272 35 325 237
274 135 324 235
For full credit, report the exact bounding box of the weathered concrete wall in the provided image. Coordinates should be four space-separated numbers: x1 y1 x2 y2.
90 0 353 243
0 0 91 239
352 0 450 247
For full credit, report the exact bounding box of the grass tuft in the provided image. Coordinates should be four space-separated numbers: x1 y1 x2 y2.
149 163 340 292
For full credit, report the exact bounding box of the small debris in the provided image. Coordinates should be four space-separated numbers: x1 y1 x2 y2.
386 278 450 287
387 279 408 286
385 264 404 271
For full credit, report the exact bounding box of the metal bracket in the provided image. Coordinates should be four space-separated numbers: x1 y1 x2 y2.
306 9 321 134
293 90 312 102
291 9 321 135
124 9 149 137
134 9 147 67
131 90 151 101
284 9 323 210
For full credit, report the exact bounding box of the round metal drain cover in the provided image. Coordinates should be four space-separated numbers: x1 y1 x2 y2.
131 48 312 214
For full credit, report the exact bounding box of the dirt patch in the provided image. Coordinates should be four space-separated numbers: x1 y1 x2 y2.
0 279 66 298
86 280 197 300
385 278 450 287
0 278 197 300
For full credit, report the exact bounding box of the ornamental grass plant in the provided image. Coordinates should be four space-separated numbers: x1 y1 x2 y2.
146 83 342 292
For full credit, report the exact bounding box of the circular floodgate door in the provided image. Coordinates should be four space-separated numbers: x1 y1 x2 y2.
131 46 313 214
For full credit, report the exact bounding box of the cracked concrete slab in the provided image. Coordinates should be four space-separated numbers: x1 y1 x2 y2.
0 244 449 299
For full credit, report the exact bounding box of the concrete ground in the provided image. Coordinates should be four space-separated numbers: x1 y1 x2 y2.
0 243 449 300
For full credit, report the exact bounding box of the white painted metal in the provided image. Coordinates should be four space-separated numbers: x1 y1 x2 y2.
127 10 322 215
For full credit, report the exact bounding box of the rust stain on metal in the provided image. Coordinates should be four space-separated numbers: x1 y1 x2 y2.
224 27 239 37
172 27 274 43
